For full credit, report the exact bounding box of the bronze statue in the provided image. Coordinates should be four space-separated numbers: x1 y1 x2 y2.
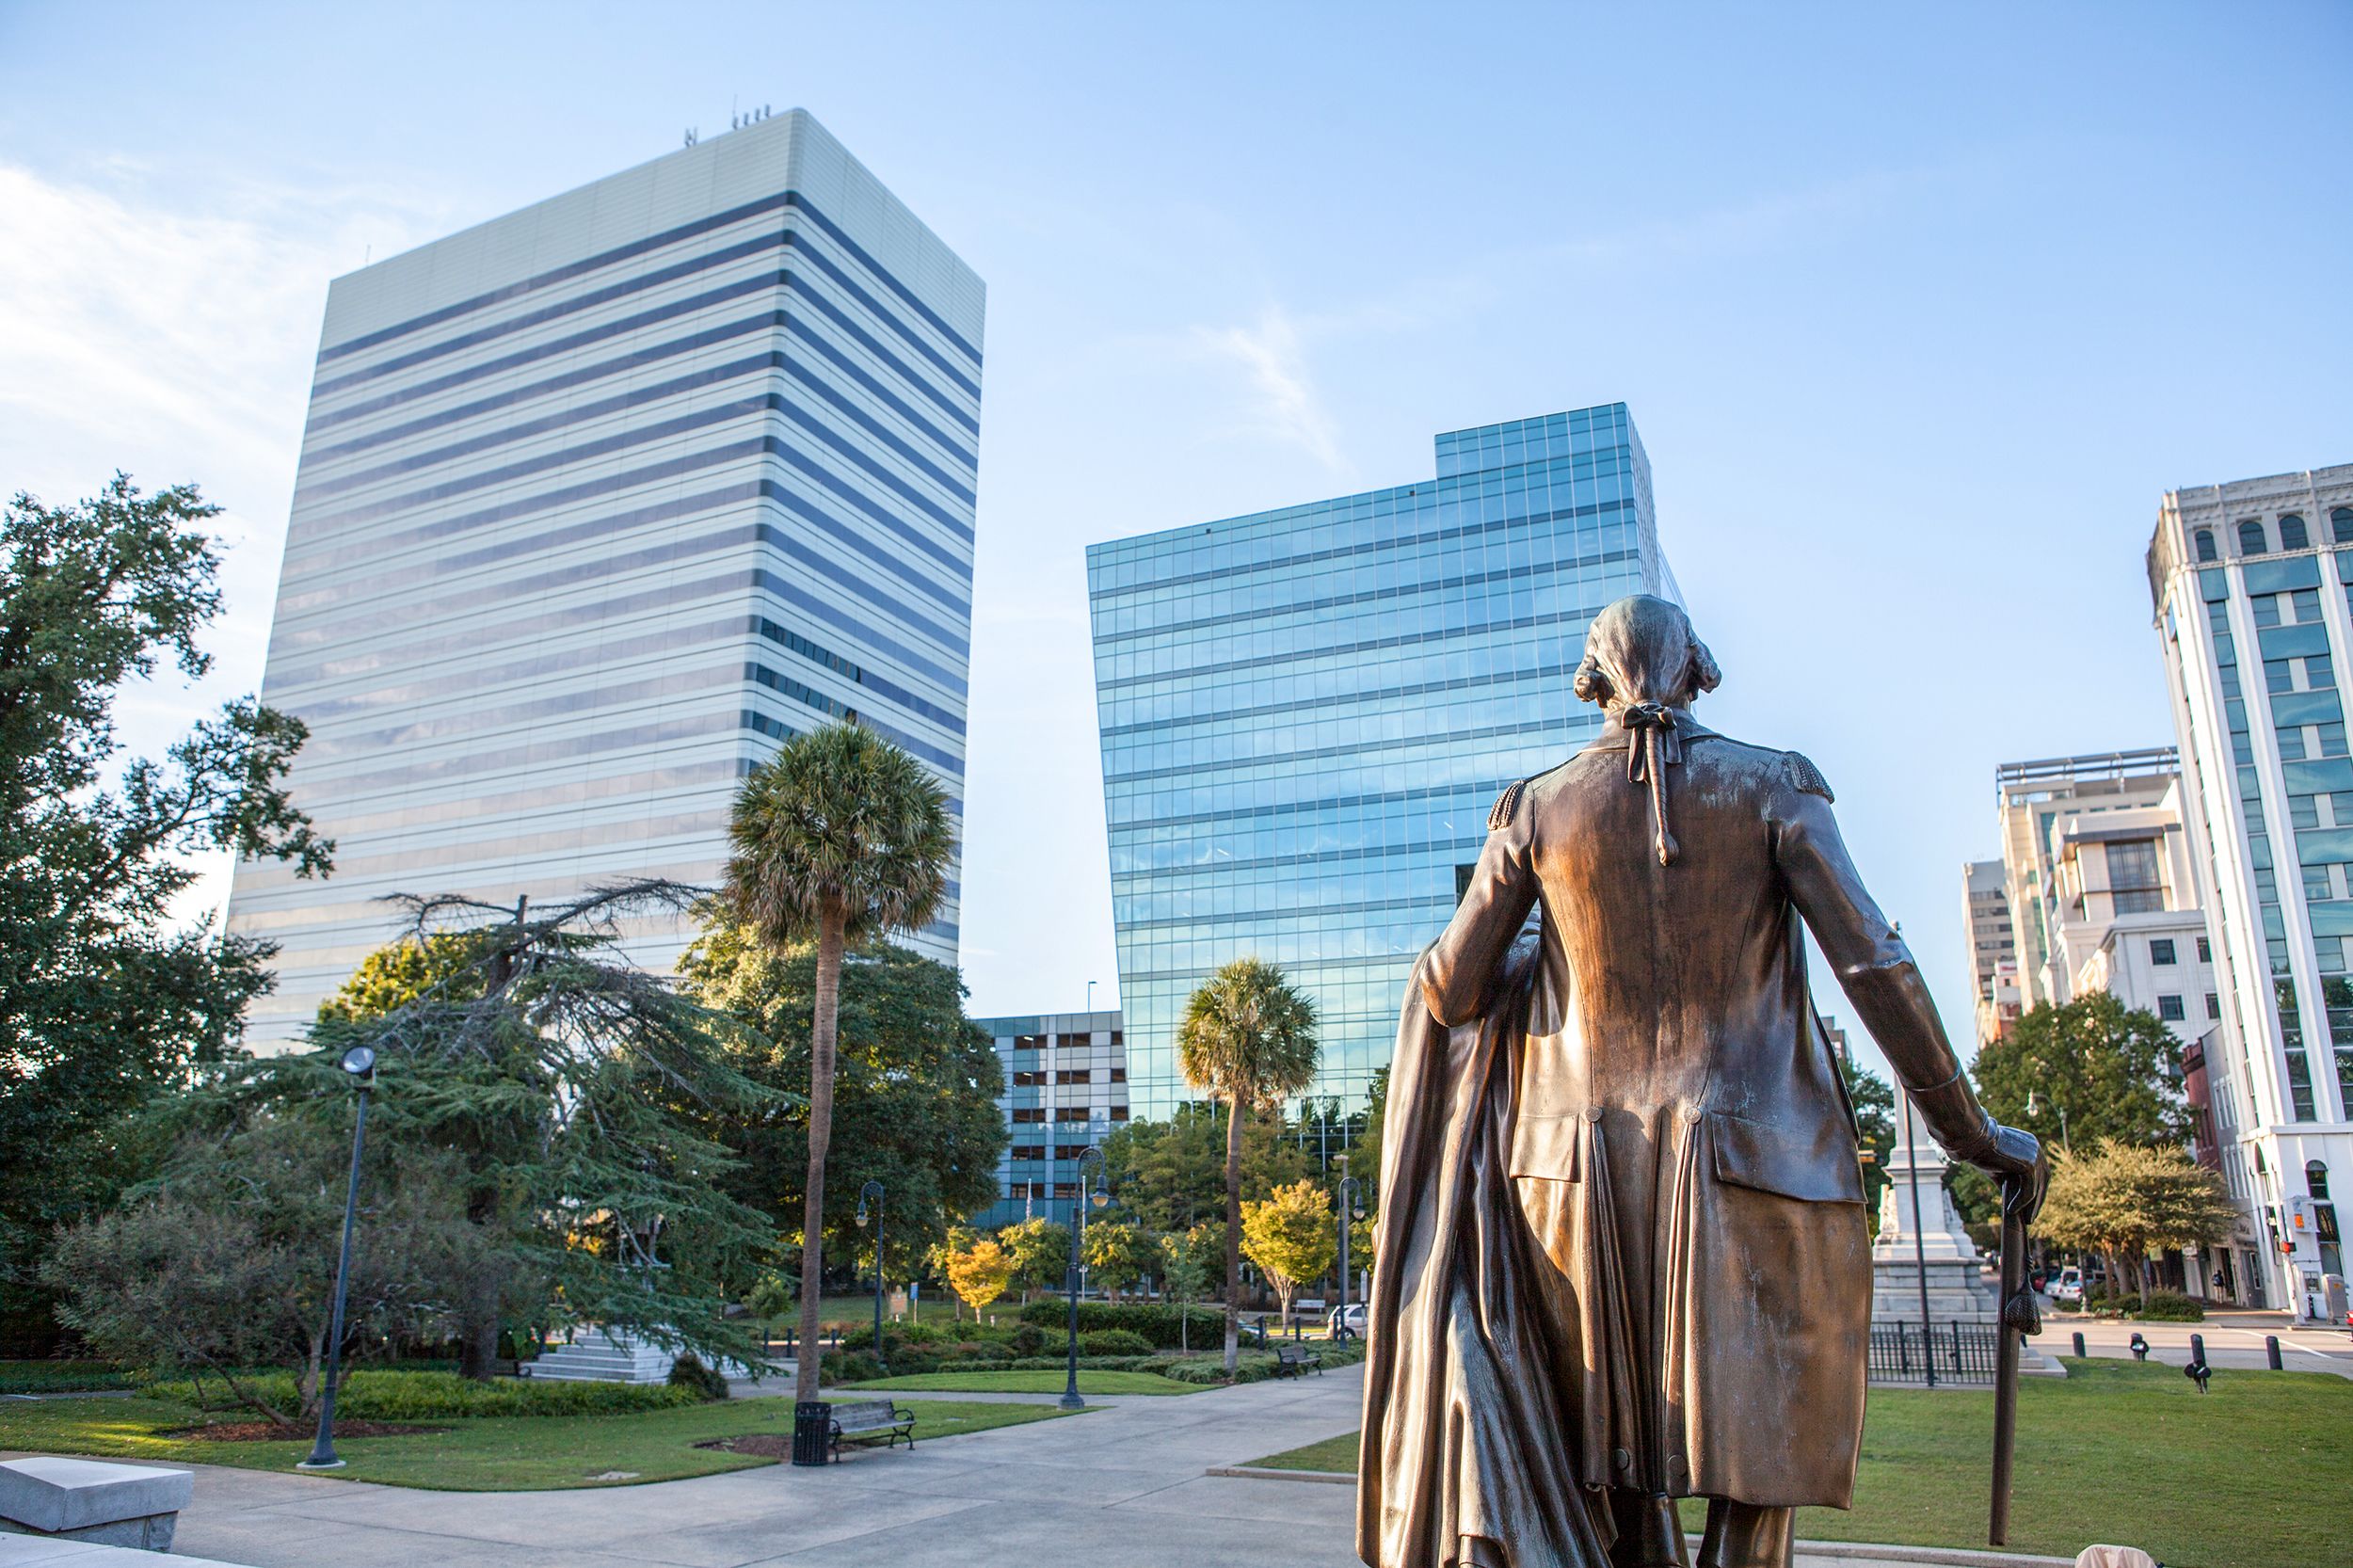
1358 595 2046 1568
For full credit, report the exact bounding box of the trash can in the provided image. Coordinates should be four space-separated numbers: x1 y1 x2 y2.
791 1400 833 1466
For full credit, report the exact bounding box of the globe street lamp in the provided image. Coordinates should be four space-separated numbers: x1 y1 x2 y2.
855 1179 887 1376
1061 1146 1107 1412
299 1043 376 1470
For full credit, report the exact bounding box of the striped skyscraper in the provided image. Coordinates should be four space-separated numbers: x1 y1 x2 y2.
228 109 982 1044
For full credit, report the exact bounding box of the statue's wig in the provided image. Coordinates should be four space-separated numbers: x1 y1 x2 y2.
1572 595 1721 711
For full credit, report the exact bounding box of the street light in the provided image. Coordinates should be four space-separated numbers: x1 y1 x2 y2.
1335 1156 1365 1342
2025 1090 2071 1155
1061 1146 1107 1412
855 1179 887 1377
298 1044 376 1471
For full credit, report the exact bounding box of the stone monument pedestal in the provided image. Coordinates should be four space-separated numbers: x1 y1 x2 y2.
1869 1101 1997 1325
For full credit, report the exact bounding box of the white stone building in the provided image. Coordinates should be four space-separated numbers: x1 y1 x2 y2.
2148 463 2353 1316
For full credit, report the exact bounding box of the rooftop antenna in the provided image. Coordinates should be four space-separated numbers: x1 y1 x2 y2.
683 126 698 148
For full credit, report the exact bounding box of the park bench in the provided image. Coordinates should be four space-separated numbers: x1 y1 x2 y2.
1272 1344 1322 1378
826 1398 917 1459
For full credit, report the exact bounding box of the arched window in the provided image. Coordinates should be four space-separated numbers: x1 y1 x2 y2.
2334 506 2353 545
2195 529 2218 562
2240 520 2268 555
2281 514 2309 550
2311 1160 2332 1199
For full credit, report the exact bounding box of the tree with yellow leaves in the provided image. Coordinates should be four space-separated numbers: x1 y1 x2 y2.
936 1229 1016 1318
1241 1179 1337 1327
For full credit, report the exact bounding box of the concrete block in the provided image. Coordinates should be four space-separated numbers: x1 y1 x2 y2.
0 1459 192 1551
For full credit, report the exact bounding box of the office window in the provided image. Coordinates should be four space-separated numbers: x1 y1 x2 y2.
2334 506 2353 546
2294 587 2324 623
2150 937 2178 966
2207 992 2221 1020
2196 529 2218 562
2106 840 2164 913
2198 936 2212 962
2281 514 2310 551
2240 520 2268 555
2158 994 2185 1021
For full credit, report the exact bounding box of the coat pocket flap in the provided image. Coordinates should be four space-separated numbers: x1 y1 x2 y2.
1708 1110 1865 1204
1509 1112 1584 1181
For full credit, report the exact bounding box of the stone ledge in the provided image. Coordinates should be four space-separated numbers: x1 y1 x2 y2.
0 1460 190 1538
0 1534 248 1565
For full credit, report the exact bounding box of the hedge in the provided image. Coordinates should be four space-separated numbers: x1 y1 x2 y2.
146 1368 704 1418
1014 1300 1225 1348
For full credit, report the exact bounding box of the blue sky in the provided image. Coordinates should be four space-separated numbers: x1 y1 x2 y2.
3 2 2348 1078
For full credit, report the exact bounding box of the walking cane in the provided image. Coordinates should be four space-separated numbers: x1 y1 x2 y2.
1990 1176 2038 1546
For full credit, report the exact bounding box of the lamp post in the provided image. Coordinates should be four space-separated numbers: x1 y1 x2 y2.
299 1044 377 1470
1335 1156 1364 1341
1061 1146 1106 1412
855 1179 886 1376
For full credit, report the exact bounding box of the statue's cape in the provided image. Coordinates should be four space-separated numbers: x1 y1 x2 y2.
1355 936 1612 1568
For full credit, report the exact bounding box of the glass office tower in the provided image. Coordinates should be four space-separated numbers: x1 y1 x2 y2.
1087 406 1673 1115
226 109 983 1045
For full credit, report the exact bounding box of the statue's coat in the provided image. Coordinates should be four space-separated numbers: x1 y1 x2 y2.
1360 704 1985 1567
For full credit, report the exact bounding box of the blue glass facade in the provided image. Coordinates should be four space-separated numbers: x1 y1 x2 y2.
1086 406 1673 1114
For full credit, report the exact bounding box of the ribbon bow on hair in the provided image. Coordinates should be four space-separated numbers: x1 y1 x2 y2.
1620 701 1681 866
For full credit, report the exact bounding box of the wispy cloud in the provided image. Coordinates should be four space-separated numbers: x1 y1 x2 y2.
1189 304 1351 478
0 159 450 928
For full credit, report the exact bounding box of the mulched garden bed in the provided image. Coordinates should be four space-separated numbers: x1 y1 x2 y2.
172 1420 448 1442
693 1434 789 1459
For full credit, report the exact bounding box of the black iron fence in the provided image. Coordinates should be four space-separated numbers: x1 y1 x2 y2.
1868 1320 2000 1385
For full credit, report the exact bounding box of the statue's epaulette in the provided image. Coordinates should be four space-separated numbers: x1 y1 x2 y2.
1784 750 1834 802
1488 760 1567 831
1488 780 1528 831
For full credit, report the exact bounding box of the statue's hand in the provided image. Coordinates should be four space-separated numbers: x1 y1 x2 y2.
1970 1123 2047 1227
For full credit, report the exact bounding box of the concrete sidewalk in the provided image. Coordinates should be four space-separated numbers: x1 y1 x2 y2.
13 1368 2070 1567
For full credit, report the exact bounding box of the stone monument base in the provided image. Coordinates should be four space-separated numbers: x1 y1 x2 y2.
1869 1255 1998 1326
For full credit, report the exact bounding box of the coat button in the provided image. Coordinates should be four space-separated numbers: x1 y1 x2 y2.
1667 1454 1688 1477
1612 1447 1632 1471
1680 1104 1703 1124
1584 1107 1605 1123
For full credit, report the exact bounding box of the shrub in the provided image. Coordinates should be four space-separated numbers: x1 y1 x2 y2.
2134 1289 2205 1322
840 1320 954 1352
1015 1300 1225 1349
1162 1352 1280 1385
1080 1329 1155 1357
145 1368 702 1419
825 1352 883 1384
0 1360 128 1395
668 1352 731 1400
1008 1324 1048 1357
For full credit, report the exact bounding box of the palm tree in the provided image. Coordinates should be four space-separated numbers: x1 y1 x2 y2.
722 722 952 1402
1175 956 1319 1374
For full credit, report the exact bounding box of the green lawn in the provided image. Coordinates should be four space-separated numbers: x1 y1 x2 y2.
0 1391 1071 1491
1246 1362 2349 1568
840 1369 1200 1396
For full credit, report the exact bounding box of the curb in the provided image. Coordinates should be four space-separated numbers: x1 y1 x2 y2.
1781 1544 2071 1567
1203 1469 2073 1567
1204 1464 1354 1486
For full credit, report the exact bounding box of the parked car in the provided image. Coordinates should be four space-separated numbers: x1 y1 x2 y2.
1327 1303 1368 1338
2049 1266 2085 1304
